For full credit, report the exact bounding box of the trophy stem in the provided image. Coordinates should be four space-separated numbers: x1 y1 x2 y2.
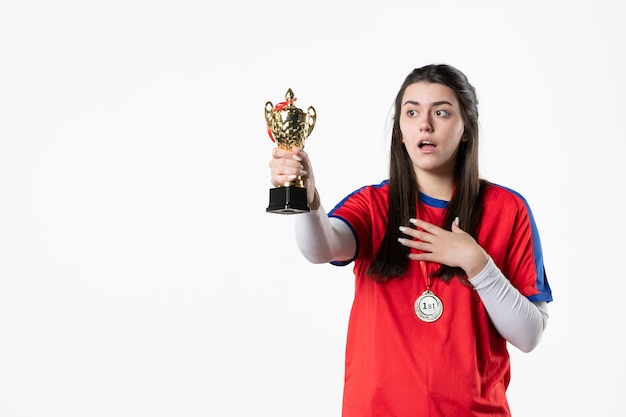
282 177 304 188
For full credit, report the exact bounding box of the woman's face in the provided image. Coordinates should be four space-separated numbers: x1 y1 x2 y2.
399 82 466 180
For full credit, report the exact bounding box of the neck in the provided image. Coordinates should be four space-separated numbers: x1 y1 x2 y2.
416 173 455 201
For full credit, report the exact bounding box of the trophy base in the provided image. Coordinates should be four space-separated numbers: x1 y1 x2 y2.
266 186 310 214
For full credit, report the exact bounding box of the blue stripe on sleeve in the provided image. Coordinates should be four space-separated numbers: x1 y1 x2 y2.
327 181 388 266
496 185 553 303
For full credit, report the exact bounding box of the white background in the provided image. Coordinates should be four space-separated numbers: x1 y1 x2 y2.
1 1 624 416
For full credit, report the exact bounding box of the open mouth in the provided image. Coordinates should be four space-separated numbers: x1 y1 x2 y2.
418 140 436 149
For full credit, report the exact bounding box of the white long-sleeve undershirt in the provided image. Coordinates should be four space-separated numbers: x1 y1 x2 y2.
295 206 549 352
469 258 549 352
295 206 356 264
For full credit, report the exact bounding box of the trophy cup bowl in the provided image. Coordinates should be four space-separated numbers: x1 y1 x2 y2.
265 88 316 214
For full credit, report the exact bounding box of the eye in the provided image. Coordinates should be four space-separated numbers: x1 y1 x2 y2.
406 109 418 117
435 109 449 117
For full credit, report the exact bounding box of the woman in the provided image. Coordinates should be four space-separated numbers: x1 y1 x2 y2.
269 64 552 417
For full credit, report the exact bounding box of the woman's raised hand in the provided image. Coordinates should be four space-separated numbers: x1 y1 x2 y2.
269 147 318 209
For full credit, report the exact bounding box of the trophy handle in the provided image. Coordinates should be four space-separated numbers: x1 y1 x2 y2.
264 101 276 142
305 106 316 138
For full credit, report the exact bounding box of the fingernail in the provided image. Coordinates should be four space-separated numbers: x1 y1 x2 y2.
292 154 302 161
455 217 460 226
399 226 407 232
409 218 417 225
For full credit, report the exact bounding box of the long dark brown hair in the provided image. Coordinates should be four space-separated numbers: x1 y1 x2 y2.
367 64 488 283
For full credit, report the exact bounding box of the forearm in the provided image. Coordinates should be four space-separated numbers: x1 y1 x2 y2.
469 257 549 352
294 205 356 264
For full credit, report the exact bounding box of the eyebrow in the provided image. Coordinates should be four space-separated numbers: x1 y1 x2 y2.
402 100 455 107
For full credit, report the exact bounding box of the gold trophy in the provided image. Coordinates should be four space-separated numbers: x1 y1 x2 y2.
265 88 316 214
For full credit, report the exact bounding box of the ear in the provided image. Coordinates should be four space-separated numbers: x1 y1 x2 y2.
461 130 469 142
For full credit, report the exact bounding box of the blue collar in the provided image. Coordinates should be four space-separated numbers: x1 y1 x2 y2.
418 191 449 209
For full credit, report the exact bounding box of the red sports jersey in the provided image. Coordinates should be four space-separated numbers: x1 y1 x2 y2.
328 181 552 417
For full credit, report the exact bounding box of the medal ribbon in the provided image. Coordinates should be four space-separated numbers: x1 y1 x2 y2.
416 201 435 291
420 260 432 291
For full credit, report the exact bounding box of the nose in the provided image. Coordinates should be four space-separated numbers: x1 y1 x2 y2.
419 113 433 132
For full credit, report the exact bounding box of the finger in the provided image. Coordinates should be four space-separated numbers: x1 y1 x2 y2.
272 147 295 158
293 149 314 172
398 225 417 238
270 160 304 173
408 252 435 262
451 217 467 234
270 160 307 187
271 164 307 179
290 147 304 161
398 237 432 253
270 149 305 169
398 227 436 246
409 218 444 235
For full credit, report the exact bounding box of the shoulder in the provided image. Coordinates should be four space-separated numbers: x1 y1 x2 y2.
481 183 541 234
329 180 388 213
350 179 389 196
483 183 532 211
